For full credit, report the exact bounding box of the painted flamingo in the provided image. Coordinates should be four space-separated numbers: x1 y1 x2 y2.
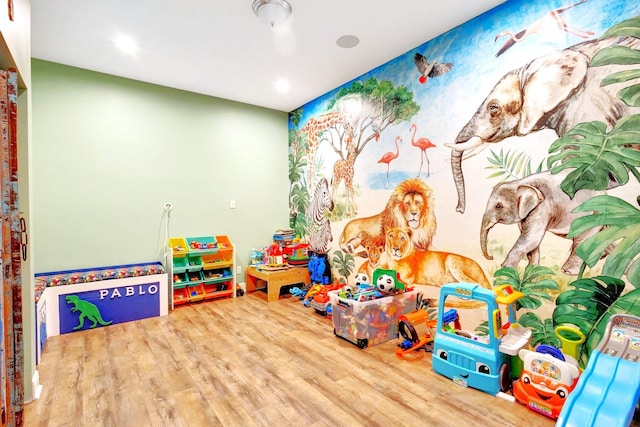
378 136 402 185
410 123 436 177
494 0 594 57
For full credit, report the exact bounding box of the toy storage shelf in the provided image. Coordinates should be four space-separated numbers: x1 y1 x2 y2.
167 235 235 309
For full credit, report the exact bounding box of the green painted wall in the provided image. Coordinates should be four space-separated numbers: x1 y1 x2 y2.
32 59 289 276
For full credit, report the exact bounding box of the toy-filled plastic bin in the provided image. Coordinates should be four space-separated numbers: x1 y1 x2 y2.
329 289 418 348
186 236 218 254
169 237 188 257
172 272 189 287
187 270 204 284
173 287 189 306
187 283 205 302
202 268 231 283
185 254 203 272
172 257 188 274
203 282 233 300
202 252 233 269
215 235 232 250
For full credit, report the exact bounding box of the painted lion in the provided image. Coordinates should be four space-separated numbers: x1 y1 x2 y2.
380 178 436 251
385 227 491 290
339 178 436 254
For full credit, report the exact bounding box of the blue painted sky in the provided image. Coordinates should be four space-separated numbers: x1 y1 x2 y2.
294 0 640 189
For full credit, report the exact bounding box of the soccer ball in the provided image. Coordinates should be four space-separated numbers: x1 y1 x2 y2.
375 273 396 293
353 273 369 287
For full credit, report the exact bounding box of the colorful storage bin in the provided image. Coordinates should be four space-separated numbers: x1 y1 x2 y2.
329 289 419 348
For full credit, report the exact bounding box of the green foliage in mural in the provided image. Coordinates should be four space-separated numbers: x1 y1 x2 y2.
547 15 640 198
327 77 420 151
568 195 640 287
288 107 309 236
545 14 640 287
493 265 559 310
289 108 303 128
331 250 355 280
596 15 640 107
485 148 543 181
546 116 640 198
288 143 309 236
552 275 640 366
518 312 561 349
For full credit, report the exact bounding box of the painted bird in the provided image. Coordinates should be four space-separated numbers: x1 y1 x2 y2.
378 136 402 185
410 123 436 177
494 0 594 57
414 53 453 84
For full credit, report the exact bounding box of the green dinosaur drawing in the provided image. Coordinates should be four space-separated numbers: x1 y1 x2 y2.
65 294 113 330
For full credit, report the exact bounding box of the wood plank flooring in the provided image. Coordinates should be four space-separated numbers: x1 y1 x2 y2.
23 292 640 427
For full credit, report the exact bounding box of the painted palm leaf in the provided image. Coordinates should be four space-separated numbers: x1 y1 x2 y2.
595 15 640 107
552 275 628 366
568 195 640 286
600 15 640 38
493 265 559 310
485 148 533 181
576 288 640 367
547 116 640 198
331 250 355 279
518 312 560 348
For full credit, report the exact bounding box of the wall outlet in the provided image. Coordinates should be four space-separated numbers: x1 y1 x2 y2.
236 265 242 275
230 200 236 209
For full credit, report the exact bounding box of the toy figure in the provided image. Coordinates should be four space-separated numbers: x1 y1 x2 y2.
308 254 328 284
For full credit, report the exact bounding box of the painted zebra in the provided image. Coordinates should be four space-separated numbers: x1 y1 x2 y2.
306 177 334 254
306 177 334 226
309 217 333 254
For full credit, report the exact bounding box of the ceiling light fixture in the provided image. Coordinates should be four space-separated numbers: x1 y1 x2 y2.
252 0 292 28
336 35 360 49
114 34 138 55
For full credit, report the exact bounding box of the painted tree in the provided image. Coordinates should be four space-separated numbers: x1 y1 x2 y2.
324 78 420 217
327 77 420 163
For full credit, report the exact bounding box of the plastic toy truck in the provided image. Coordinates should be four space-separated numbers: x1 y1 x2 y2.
432 282 531 396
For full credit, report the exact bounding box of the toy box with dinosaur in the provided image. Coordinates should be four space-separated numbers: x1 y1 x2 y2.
34 262 168 364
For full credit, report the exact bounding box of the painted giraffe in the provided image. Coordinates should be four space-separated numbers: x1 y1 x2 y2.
299 112 354 190
331 133 357 216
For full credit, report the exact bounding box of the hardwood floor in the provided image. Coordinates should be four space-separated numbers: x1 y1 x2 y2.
23 292 638 427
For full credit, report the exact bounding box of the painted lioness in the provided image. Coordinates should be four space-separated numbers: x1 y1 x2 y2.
385 227 491 307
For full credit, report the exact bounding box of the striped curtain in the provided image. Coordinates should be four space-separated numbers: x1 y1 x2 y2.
0 68 23 426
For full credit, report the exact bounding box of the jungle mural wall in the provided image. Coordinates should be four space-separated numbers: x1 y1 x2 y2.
288 0 640 367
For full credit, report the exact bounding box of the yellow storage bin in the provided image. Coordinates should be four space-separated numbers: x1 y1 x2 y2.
169 237 188 257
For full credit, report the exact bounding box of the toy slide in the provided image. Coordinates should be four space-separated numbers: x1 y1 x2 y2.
556 314 640 427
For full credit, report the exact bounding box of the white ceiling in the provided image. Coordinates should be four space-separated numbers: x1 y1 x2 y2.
31 0 506 112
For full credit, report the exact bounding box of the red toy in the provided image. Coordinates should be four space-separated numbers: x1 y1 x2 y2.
309 282 344 316
513 346 580 419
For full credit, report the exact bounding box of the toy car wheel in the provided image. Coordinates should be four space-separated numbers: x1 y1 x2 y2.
499 363 512 392
357 338 368 349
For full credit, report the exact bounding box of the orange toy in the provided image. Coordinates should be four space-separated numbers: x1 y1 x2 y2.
396 309 437 360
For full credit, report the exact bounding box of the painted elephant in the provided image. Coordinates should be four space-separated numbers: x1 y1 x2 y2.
480 170 605 275
447 35 640 213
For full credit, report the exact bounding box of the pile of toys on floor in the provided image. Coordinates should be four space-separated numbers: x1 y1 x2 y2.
290 262 419 349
